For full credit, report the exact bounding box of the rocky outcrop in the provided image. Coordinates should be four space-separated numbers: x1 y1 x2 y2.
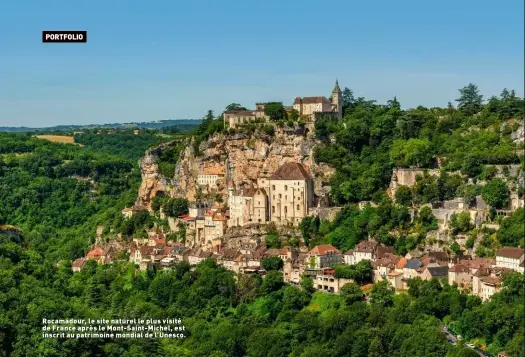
172 128 335 203
136 143 173 209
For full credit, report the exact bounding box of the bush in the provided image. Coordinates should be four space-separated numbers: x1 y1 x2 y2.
262 124 275 136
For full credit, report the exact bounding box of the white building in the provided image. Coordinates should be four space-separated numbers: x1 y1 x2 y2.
197 168 225 189
495 247 525 272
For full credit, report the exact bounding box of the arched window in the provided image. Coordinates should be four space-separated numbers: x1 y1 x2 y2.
284 185 288 191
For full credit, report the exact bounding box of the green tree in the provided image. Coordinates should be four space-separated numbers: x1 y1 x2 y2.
497 208 524 247
340 282 364 305
395 186 413 206
264 102 287 121
456 83 483 116
390 139 433 167
162 197 189 217
261 270 284 294
370 280 395 307
225 103 247 111
300 276 314 294
261 257 283 271
289 109 300 121
482 179 510 209
450 212 472 235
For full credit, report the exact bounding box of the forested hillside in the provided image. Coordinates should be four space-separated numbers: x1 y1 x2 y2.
0 85 524 356
0 131 171 261
315 84 523 204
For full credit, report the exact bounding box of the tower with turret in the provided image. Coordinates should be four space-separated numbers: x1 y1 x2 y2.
331 79 343 119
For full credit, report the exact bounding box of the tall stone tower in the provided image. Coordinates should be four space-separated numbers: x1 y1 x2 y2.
331 79 343 119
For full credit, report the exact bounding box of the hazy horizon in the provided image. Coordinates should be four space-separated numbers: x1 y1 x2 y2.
1 0 523 127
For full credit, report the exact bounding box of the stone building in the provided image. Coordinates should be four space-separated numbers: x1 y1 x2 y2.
197 168 225 189
228 186 256 227
267 162 314 226
292 80 342 121
224 80 342 128
223 104 268 128
228 162 314 227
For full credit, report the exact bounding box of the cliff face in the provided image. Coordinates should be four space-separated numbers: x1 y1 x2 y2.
137 129 335 209
136 144 172 208
172 129 335 203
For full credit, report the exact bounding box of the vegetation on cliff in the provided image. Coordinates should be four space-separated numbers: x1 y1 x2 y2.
314 84 523 205
0 83 523 356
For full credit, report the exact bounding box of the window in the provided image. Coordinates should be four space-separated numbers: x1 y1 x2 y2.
279 194 282 199
272 185 275 191
284 185 287 191
297 204 300 210
272 206 275 213
284 206 287 215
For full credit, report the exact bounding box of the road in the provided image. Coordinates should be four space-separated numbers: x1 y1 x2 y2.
442 326 492 357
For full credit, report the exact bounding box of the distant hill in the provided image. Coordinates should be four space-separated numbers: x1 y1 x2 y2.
0 119 202 132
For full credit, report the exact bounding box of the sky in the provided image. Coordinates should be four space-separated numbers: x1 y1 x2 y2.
0 0 523 127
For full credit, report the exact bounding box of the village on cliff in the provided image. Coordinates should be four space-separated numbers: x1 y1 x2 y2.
72 81 525 302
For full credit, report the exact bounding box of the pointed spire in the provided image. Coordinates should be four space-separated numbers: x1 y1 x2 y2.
332 78 341 93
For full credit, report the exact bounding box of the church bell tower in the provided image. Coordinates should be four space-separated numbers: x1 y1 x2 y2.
331 79 343 119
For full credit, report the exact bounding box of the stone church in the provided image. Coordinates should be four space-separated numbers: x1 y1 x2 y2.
228 162 314 227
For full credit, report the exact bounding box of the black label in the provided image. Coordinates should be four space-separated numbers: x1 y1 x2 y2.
42 31 87 43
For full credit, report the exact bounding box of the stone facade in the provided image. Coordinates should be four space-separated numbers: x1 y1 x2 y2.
228 162 314 227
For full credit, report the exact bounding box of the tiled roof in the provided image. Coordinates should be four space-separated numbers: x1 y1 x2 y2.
221 249 240 260
265 248 281 257
496 247 525 259
426 266 449 277
293 96 331 105
376 246 394 258
139 246 155 255
355 240 377 253
270 162 310 181
404 259 422 270
480 276 501 287
72 257 87 267
310 244 341 256
87 247 103 258
449 264 469 273
396 257 408 269
428 251 449 261
473 267 490 277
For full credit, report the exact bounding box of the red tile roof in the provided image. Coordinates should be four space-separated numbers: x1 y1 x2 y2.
72 257 87 267
396 257 408 270
270 162 310 180
87 247 103 258
496 247 525 259
310 244 341 256
449 264 469 273
355 241 377 253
